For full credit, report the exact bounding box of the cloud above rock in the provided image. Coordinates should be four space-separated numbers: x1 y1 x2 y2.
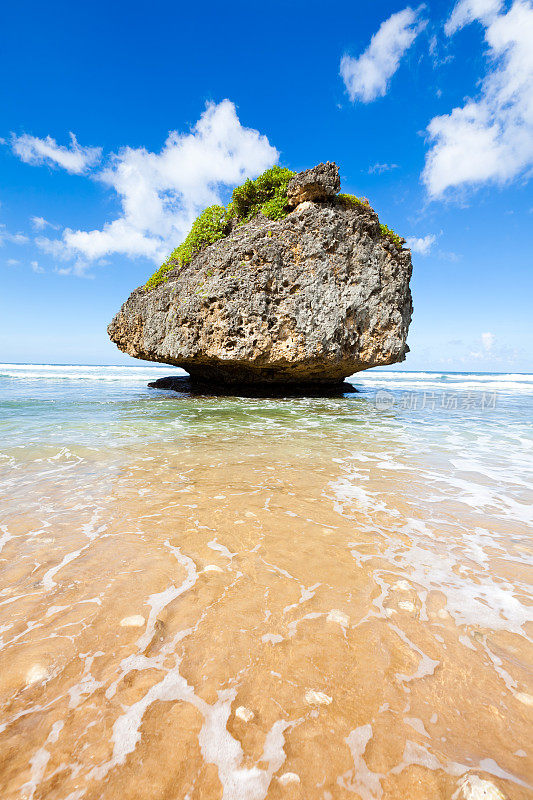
444 0 503 35
405 233 436 254
12 132 102 174
340 7 427 103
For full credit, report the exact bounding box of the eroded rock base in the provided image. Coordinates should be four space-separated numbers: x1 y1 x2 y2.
147 375 358 398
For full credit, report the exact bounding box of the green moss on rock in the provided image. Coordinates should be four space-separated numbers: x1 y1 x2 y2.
146 205 227 290
227 166 295 222
338 195 404 249
379 222 403 248
337 194 403 249
261 194 290 220
337 193 371 209
146 166 295 289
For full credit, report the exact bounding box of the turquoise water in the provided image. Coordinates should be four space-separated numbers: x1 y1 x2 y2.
2 363 533 448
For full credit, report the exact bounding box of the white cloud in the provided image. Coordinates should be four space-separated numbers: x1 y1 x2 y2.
0 225 28 245
405 233 436 254
31 260 44 273
438 249 461 262
12 132 102 174
30 216 59 231
35 100 278 267
470 330 501 359
368 162 399 174
54 259 91 278
445 0 503 35
423 0 533 197
340 7 427 102
6 258 19 266
481 331 495 350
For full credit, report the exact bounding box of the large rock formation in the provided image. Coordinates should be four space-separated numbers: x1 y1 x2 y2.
108 163 413 385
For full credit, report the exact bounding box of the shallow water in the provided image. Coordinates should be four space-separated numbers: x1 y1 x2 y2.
0 364 532 799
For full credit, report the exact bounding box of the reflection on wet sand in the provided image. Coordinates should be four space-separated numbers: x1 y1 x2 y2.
0 419 531 800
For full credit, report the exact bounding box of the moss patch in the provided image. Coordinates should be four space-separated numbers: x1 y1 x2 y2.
337 193 371 209
146 166 295 289
227 166 294 222
146 205 227 290
338 194 403 249
379 222 403 248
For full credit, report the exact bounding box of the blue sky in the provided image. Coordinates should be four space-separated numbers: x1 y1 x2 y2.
1 0 532 370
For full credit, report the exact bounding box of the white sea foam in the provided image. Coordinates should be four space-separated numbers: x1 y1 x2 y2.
339 724 383 799
96 665 289 799
19 721 64 800
42 545 89 591
68 654 103 709
0 363 187 382
2 364 533 394
351 370 533 393
0 525 12 555
207 537 236 561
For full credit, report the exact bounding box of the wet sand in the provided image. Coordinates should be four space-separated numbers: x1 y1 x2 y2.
1 417 531 800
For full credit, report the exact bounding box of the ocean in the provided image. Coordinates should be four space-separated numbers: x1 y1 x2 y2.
0 364 531 799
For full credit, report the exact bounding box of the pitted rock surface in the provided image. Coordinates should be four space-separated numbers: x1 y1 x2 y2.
287 162 341 206
108 168 413 385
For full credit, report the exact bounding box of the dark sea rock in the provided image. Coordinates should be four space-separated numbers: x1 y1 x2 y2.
147 374 358 398
109 163 413 385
